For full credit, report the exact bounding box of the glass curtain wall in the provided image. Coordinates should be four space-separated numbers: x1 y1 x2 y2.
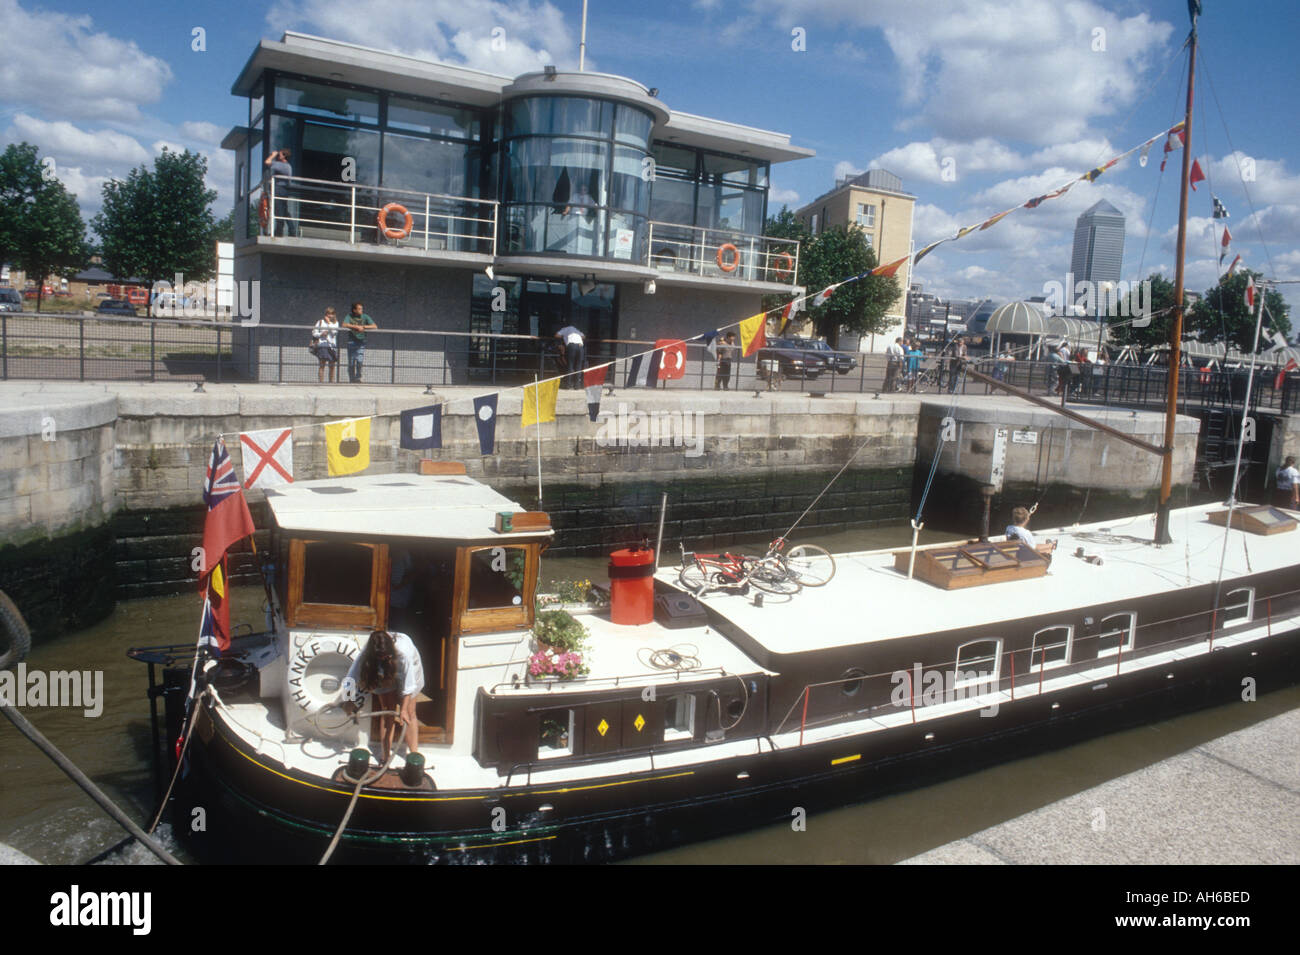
500 95 654 261
251 73 487 244
648 143 769 236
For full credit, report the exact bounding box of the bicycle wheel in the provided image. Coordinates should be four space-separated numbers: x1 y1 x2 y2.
785 544 836 586
743 558 802 595
678 562 711 592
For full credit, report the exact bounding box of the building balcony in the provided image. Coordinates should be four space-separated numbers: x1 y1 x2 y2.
241 175 798 292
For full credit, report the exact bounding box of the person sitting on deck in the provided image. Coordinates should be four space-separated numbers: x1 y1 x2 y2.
342 630 425 765
1005 506 1038 548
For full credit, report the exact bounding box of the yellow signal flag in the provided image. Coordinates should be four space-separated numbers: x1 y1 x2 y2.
326 418 371 476
522 378 561 428
209 561 225 599
738 312 767 357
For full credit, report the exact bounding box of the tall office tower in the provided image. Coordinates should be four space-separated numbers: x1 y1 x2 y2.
1070 199 1125 303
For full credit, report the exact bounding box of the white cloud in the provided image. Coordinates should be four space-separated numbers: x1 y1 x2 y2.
266 0 578 75
0 0 172 122
4 114 150 165
769 186 800 206
180 121 225 145
762 0 1175 145
833 160 863 182
868 137 1025 184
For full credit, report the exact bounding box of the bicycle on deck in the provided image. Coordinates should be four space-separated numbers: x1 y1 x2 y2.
677 538 836 596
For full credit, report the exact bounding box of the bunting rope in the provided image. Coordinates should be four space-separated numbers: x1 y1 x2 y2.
212 116 1230 484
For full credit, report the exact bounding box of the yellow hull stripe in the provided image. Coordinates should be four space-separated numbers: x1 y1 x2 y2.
831 754 861 766
444 835 557 852
224 731 694 802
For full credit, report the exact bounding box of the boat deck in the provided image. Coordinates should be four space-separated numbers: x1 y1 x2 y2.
657 502 1299 654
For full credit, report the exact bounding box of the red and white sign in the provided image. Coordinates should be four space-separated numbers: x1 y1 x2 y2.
656 339 686 380
240 428 294 489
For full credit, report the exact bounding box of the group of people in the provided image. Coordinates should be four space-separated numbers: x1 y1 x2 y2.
885 335 967 394
311 302 377 383
1048 342 1107 399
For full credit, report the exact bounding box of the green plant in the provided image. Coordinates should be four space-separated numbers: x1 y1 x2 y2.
531 609 588 652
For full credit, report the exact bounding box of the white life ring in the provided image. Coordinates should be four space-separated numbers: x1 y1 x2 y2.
285 635 361 734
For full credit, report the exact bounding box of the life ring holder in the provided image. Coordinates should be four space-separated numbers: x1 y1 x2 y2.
716 243 740 273
257 194 270 232
770 252 794 280
378 203 414 240
287 635 360 722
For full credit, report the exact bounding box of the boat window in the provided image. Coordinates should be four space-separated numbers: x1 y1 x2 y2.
538 708 573 759
466 546 528 610
954 639 1001 690
663 694 696 742
1097 611 1137 657
302 542 374 606
1220 588 1254 628
1030 626 1072 671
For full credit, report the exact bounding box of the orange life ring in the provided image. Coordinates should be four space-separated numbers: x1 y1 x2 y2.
258 194 269 231
770 252 794 279
378 203 413 240
716 243 740 272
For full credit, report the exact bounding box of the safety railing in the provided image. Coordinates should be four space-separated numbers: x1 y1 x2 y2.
646 222 799 285
252 175 497 256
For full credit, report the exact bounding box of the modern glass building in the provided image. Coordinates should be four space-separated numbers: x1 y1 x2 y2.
222 32 811 382
1070 199 1126 304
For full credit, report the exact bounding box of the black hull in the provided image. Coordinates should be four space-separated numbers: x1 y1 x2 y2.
171 626 1300 864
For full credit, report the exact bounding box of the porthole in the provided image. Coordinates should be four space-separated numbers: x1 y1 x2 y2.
840 668 867 697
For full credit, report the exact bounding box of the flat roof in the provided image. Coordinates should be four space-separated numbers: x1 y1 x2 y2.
264 472 551 542
230 32 813 165
659 502 1297 657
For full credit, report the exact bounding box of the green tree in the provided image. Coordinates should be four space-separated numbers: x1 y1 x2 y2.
0 143 88 312
92 149 217 317
1188 270 1291 352
764 206 899 346
1112 273 1176 350
0 143 45 269
210 207 235 244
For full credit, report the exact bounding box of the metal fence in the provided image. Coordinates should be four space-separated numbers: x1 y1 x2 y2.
2 310 1296 413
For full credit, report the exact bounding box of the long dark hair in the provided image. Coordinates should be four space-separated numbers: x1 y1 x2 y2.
357 630 397 692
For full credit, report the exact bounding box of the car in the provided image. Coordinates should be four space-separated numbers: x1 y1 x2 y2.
0 287 22 312
95 299 138 317
789 336 857 374
23 285 54 299
755 338 829 381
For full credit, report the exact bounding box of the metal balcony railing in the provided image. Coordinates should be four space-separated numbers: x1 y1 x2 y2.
252 175 498 256
646 222 799 285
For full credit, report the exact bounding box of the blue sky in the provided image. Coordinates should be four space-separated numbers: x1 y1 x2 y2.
3 0 1297 311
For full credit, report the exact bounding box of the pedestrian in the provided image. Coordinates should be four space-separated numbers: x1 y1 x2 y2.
312 306 340 383
554 324 585 388
263 147 298 237
904 339 923 391
343 301 377 383
714 331 736 390
1054 342 1074 400
884 337 905 392
1275 456 1299 510
947 337 968 394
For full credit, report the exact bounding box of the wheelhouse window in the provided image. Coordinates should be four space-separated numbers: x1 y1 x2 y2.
663 694 696 742
1030 626 1072 671
274 77 379 125
954 638 1001 690
1097 611 1137 657
455 543 540 635
538 708 573 758
1219 588 1254 629
287 539 388 630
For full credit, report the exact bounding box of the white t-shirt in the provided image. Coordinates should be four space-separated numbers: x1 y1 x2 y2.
1278 465 1299 491
312 318 338 348
343 632 425 699
886 342 904 360
1006 524 1037 548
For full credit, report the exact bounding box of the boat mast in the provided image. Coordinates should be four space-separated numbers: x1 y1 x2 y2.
1155 1 1201 544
